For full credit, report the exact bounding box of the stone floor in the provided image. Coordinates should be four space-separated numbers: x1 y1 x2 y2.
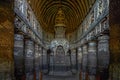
43 71 79 80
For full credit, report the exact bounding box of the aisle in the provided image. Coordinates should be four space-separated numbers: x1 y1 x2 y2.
42 72 79 80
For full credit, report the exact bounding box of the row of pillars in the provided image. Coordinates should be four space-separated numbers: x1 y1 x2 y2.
14 33 44 80
79 34 109 80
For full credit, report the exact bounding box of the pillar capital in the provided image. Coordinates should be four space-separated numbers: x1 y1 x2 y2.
90 35 97 40
88 40 97 46
24 37 31 40
14 34 24 40
78 47 82 52
80 38 88 47
82 44 88 55
98 34 109 41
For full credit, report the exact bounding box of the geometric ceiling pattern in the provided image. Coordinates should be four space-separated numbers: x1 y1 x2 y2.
28 0 95 34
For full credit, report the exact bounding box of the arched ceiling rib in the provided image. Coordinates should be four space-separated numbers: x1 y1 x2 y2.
28 0 95 34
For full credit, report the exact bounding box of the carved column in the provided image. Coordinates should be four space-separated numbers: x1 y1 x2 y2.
81 44 88 80
35 44 40 80
14 34 24 80
42 48 48 73
71 49 77 73
47 49 51 73
78 47 82 71
25 39 34 80
88 40 97 80
78 47 83 80
38 46 43 80
39 46 42 71
98 35 109 80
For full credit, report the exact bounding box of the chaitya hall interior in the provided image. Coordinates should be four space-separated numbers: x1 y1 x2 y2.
0 0 120 80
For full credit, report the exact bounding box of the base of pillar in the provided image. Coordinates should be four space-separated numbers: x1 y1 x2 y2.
26 73 34 80
109 64 120 80
81 72 89 80
88 75 96 80
40 72 43 80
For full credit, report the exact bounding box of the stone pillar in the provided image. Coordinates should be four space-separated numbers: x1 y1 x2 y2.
98 35 109 80
25 39 34 80
38 46 43 80
35 44 40 80
78 47 82 80
88 40 97 80
14 34 24 80
109 0 120 80
47 49 51 73
81 44 88 80
71 49 77 73
42 48 48 73
78 47 82 72
39 46 42 71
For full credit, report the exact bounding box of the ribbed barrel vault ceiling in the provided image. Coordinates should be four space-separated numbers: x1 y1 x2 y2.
28 0 95 34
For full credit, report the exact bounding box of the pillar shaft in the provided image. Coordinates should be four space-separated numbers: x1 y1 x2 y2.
39 46 43 80
42 49 48 73
81 44 88 80
78 47 82 71
88 41 97 80
39 47 42 71
78 47 83 80
14 34 24 80
35 44 40 80
98 35 109 80
25 40 34 80
71 49 77 73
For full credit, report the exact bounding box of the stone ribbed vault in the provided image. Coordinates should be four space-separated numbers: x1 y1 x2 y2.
28 0 95 34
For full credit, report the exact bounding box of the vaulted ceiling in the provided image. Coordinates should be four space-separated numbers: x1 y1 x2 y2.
28 0 95 34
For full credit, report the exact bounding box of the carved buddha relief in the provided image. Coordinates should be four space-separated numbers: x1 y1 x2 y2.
55 45 65 64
